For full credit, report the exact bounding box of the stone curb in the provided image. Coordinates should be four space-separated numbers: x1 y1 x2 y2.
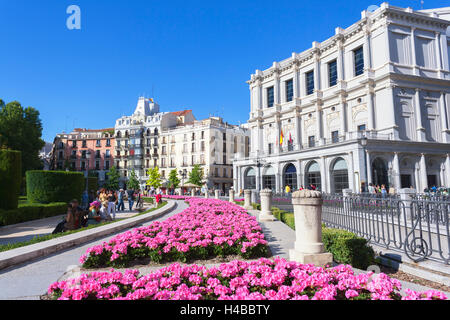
0 200 177 271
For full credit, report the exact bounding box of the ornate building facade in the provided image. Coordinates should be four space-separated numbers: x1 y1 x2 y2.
233 3 450 194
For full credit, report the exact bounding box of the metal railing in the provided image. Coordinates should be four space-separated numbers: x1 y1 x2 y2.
322 193 450 265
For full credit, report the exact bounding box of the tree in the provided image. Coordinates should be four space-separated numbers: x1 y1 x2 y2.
105 166 120 190
187 164 204 186
146 167 161 189
0 99 45 175
168 169 180 189
128 168 140 190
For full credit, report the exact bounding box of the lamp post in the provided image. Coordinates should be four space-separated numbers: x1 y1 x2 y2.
255 157 267 191
360 136 368 193
179 169 187 195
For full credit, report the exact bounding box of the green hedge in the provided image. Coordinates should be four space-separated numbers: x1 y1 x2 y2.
270 207 375 270
0 150 22 210
0 202 67 226
87 177 98 193
26 171 85 204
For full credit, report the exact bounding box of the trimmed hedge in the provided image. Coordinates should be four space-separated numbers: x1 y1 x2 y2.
0 150 22 210
270 207 375 270
87 177 98 193
0 202 67 226
26 171 85 204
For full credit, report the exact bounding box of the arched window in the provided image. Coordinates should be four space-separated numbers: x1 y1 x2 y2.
244 168 256 190
283 163 297 190
372 158 389 188
263 166 276 190
305 161 321 191
331 158 348 194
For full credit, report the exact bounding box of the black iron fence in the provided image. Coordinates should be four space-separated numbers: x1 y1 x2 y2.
322 193 450 265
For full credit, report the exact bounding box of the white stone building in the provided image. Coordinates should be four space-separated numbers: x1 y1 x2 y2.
233 3 450 194
160 116 250 193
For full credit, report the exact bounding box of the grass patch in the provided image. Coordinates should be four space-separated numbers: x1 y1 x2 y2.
0 201 168 253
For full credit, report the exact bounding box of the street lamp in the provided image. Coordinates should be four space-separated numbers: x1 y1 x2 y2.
255 157 267 191
179 169 187 194
360 136 368 193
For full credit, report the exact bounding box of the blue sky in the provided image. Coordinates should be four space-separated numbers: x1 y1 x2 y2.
0 0 448 142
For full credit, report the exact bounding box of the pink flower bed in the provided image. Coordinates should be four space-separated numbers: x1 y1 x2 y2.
80 198 268 268
48 257 447 300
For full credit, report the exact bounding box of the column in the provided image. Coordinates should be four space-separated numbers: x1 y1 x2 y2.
420 154 428 191
316 107 323 145
293 64 300 101
435 31 443 78
340 97 347 134
275 172 281 193
297 160 303 189
274 68 280 106
366 151 372 185
367 87 375 131
414 163 420 191
364 29 372 71
386 84 399 139
393 152 401 192
215 189 220 199
385 22 393 72
348 152 355 192
258 122 264 155
255 166 261 191
439 92 449 142
414 88 426 141
259 189 275 221
229 188 235 203
337 41 345 82
410 27 419 76
295 111 302 150
446 154 450 187
289 190 333 266
320 156 327 193
276 117 281 154
244 190 252 210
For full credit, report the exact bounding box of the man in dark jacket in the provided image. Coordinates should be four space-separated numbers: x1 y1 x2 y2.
127 188 135 211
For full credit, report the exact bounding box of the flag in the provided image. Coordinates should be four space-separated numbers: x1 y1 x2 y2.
280 129 284 146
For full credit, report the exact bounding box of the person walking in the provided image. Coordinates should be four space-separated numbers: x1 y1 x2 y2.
285 185 291 194
127 187 135 211
117 189 125 212
107 190 117 220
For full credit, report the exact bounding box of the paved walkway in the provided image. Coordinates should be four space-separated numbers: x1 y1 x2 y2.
0 206 144 246
0 201 187 300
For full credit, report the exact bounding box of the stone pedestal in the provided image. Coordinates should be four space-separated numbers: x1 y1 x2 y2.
243 190 252 210
398 188 415 220
288 190 333 266
205 190 209 198
229 189 235 203
259 189 275 221
191 189 195 197
215 190 220 199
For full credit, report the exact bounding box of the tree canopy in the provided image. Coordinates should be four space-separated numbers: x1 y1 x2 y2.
105 166 120 190
146 167 162 189
187 165 204 186
128 168 140 190
168 169 180 189
0 99 45 175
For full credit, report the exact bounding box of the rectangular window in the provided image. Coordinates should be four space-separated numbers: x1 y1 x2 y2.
105 161 110 170
106 139 111 147
95 160 100 170
328 60 337 87
95 150 101 158
72 140 77 148
285 79 293 102
306 71 314 95
96 140 101 147
82 140 87 148
105 150 110 158
354 47 364 76
268 143 273 155
358 124 366 132
308 136 315 148
331 130 339 143
267 86 274 108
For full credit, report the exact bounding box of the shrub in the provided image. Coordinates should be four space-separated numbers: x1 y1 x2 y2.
0 150 22 210
26 171 84 204
0 202 67 226
87 177 98 193
322 227 376 270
